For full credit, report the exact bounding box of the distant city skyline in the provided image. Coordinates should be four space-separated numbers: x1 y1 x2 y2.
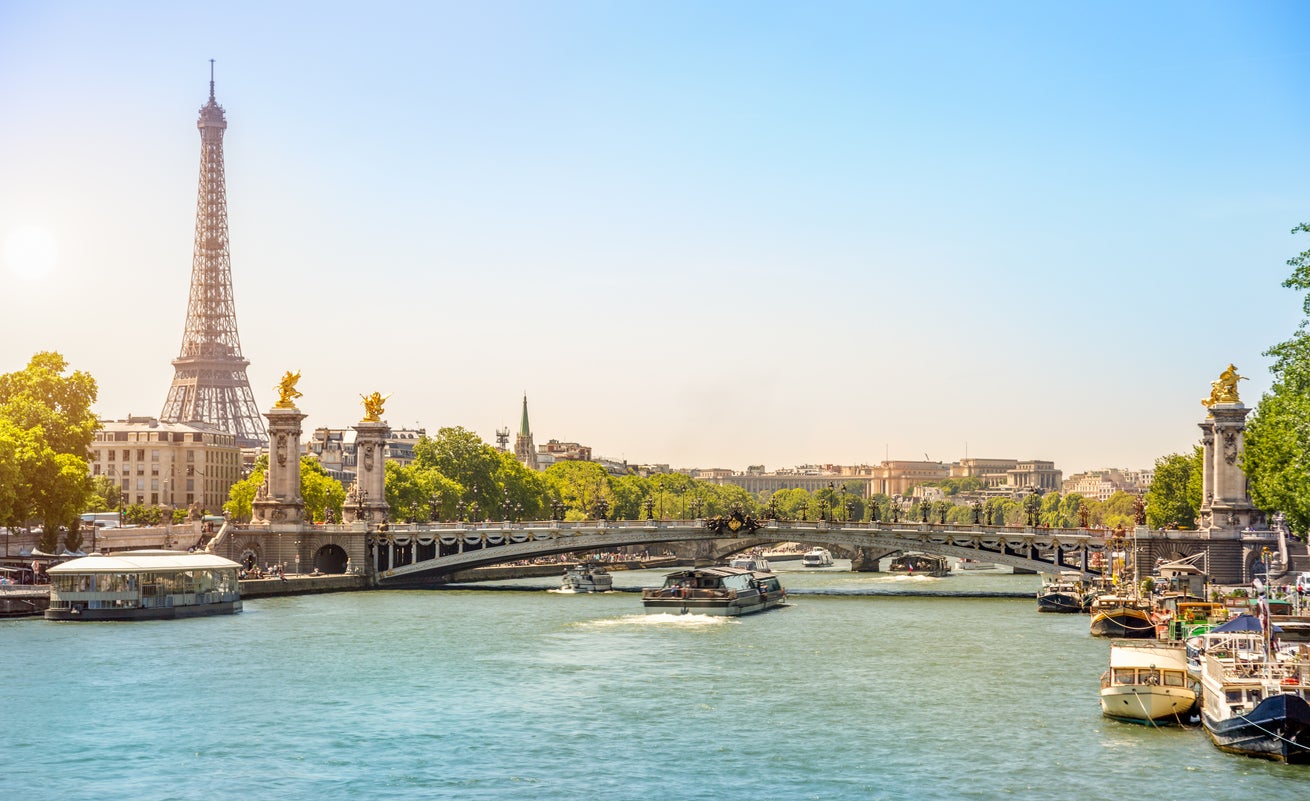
3 3 1309 476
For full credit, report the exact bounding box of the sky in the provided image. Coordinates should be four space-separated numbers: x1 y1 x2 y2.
2 1 1309 475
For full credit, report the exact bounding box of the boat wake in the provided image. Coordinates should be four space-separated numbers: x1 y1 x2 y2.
576 613 737 629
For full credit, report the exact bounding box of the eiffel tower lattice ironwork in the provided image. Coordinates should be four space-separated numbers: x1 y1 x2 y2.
160 64 267 447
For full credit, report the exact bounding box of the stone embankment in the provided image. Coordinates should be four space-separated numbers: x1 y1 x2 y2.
239 574 366 597
0 587 49 617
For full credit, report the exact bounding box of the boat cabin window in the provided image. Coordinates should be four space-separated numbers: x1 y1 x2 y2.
1113 669 1136 685
1163 672 1184 687
722 574 753 592
1225 690 1243 704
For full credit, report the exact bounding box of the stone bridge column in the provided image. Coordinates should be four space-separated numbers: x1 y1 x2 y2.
253 406 306 525
347 419 390 525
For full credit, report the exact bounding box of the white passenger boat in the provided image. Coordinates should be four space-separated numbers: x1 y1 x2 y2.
642 566 787 616
1100 640 1198 725
558 564 613 593
800 548 834 568
1197 613 1310 762
729 556 772 573
958 558 997 570
45 550 242 621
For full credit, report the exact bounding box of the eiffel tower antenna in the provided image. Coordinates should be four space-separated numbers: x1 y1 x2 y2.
160 64 268 447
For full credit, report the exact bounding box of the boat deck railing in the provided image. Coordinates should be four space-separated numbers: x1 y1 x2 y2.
642 587 744 600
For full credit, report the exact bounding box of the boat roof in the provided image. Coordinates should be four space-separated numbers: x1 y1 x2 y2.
48 550 242 574
668 566 772 579
1108 642 1189 670
1213 613 1281 634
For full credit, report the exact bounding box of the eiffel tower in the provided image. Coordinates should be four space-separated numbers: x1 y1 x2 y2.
160 63 267 447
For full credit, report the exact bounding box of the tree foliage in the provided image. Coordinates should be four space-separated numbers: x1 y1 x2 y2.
1145 448 1202 529
0 353 98 536
1245 222 1310 536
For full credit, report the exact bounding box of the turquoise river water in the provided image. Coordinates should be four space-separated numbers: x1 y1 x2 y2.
4 562 1307 800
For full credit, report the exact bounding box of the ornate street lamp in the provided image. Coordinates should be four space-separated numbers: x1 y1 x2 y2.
550 498 565 521
429 492 442 523
642 496 655 521
355 488 368 526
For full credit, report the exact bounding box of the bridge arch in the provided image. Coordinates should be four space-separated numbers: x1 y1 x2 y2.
314 544 349 574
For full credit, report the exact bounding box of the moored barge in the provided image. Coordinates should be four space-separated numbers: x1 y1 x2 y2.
45 550 243 621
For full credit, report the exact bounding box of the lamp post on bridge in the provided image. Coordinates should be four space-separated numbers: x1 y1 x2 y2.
429 492 441 524
550 499 565 521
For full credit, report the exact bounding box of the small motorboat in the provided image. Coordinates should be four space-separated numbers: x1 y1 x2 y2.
1037 572 1090 613
801 548 834 568
558 564 613 593
728 556 772 573
888 553 950 577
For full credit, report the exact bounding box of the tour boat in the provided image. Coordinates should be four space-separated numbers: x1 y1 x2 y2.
45 550 242 621
558 564 613 593
641 566 787 616
801 548 834 568
1099 640 1199 725
1089 592 1155 638
958 558 997 571
887 553 950 577
729 556 772 573
1198 614 1310 762
1037 572 1090 613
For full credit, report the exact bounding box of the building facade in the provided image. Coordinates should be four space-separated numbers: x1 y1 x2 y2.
305 426 426 485
1060 468 1151 501
90 417 241 512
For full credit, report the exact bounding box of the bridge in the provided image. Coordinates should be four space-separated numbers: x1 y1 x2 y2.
367 518 1109 586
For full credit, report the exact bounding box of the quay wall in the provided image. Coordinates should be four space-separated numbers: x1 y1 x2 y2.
239 574 366 598
0 588 49 618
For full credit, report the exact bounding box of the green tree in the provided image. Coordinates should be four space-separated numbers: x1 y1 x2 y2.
1059 493 1086 528
0 352 99 456
1145 449 1202 529
224 454 268 521
1246 222 1310 536
1100 491 1137 530
86 475 121 512
0 352 98 536
542 460 612 519
302 457 346 523
412 427 503 511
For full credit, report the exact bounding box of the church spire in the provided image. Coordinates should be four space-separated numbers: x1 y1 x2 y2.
515 393 538 470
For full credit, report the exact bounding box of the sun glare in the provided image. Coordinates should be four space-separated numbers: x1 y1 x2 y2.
3 225 59 281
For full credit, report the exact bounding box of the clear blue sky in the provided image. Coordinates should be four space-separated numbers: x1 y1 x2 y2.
2 1 1308 474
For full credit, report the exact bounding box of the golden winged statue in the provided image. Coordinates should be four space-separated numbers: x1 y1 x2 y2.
361 391 391 422
1202 364 1246 408
273 370 303 409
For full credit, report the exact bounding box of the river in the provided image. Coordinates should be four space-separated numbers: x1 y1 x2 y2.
3 562 1304 800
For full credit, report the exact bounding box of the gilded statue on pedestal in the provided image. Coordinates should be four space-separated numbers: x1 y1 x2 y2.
361 391 391 422
1202 364 1246 409
273 370 303 409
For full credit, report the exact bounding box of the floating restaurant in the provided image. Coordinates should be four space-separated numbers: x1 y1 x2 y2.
45 550 243 621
